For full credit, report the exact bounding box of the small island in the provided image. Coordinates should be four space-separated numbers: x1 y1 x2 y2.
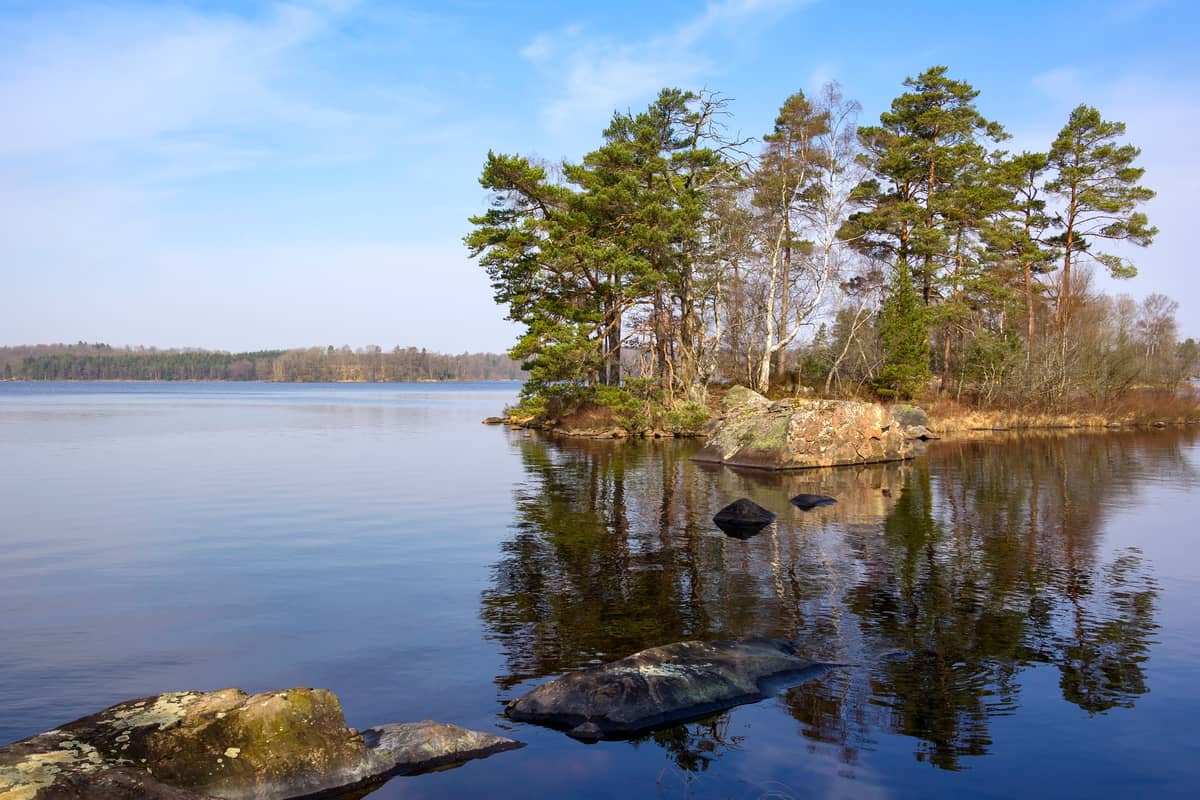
467 72 1197 438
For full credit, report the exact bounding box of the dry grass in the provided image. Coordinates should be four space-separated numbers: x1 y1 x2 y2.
925 387 1200 434
554 401 623 432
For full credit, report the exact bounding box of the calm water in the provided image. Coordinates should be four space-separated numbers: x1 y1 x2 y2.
1 382 1198 799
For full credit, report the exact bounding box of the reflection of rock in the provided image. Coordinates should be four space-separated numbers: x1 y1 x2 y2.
0 688 521 800
505 639 823 741
694 388 913 470
712 498 776 537
790 493 837 511
705 461 909 527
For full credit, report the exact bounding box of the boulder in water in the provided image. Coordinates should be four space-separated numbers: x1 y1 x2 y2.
789 493 837 511
504 638 823 741
712 498 776 537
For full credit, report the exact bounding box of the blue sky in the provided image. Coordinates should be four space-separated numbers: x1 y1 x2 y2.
2 0 1197 351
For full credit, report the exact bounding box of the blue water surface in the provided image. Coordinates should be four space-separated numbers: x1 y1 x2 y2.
1 382 1197 799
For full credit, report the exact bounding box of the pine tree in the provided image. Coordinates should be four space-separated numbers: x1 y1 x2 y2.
1045 105 1157 324
843 66 1006 304
875 263 930 399
985 151 1059 351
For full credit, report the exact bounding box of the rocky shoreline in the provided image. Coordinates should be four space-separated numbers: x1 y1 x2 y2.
485 388 1198 443
1 636 842 800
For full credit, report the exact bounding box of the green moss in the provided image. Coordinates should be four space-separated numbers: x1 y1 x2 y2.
749 416 791 449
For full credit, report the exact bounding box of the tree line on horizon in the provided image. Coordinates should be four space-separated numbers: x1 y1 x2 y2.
467 66 1194 420
0 343 527 382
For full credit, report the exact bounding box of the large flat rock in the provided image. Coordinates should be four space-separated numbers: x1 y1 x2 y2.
694 388 914 470
0 688 520 800
505 639 824 741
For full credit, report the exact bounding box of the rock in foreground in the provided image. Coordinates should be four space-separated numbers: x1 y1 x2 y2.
361 721 521 777
694 388 913 470
0 688 521 800
505 639 823 741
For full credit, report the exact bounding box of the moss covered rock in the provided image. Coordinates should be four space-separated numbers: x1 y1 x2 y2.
0 688 520 800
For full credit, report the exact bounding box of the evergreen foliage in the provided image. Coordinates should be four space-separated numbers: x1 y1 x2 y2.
467 68 1171 411
1045 105 1158 321
875 265 930 398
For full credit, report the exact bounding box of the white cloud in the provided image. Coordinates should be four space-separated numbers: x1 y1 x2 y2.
0 1 508 351
0 1 446 179
520 0 813 139
0 3 330 158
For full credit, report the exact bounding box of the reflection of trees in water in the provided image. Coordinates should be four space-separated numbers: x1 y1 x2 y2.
797 433 1164 770
481 435 908 690
637 713 743 774
482 430 1182 771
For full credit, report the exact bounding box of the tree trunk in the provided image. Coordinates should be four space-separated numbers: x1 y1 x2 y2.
775 213 791 381
602 300 622 386
1058 189 1077 329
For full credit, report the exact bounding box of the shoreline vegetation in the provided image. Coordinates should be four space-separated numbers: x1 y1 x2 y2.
465 67 1198 441
0 343 527 383
489 383 1200 441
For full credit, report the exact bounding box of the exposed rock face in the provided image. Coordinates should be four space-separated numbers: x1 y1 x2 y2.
889 404 929 429
29 768 211 799
789 493 837 511
361 722 521 777
504 639 823 741
694 388 913 470
0 689 521 800
712 498 776 538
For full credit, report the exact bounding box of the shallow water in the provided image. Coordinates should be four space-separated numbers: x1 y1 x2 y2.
1 382 1197 798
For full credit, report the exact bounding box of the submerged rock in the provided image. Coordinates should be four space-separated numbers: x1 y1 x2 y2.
694 388 913 470
0 688 521 800
789 493 837 511
712 498 776 537
504 638 823 741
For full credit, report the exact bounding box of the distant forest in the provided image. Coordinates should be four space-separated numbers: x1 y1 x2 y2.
0 343 527 382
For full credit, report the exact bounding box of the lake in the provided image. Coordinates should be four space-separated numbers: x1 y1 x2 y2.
1 382 1198 798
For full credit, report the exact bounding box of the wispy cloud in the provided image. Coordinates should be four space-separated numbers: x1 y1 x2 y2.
520 0 812 138
1030 66 1084 102
0 0 450 183
1025 66 1199 330
1 3 328 159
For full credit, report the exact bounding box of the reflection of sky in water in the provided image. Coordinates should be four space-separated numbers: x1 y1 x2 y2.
1 383 1198 799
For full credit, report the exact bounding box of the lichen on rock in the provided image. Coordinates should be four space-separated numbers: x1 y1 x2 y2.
694 388 914 470
505 638 828 741
1 688 521 800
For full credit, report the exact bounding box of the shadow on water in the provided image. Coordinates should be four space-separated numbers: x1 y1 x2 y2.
480 429 1192 774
